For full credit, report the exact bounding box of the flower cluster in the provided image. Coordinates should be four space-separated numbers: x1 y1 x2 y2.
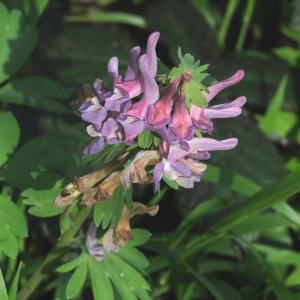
79 32 246 191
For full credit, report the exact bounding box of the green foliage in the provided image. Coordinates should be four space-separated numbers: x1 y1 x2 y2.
57 229 152 300
8 262 22 300
169 48 212 108
0 267 9 300
0 111 20 167
65 10 146 28
0 1 300 299
0 195 27 258
0 76 70 113
66 259 88 299
137 131 155 149
0 3 37 83
22 180 64 217
3 132 82 188
162 176 179 190
137 131 160 149
93 185 127 229
257 76 297 140
26 0 49 23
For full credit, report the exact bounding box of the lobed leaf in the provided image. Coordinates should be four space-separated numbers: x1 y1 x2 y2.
88 257 114 300
104 253 151 300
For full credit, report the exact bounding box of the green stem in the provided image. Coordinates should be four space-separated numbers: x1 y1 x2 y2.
17 207 91 300
218 0 240 47
235 0 257 52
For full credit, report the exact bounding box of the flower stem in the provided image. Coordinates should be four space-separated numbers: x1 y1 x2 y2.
218 0 240 47
235 0 257 52
17 207 91 300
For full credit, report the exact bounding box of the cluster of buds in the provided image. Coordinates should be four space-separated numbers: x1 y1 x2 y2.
79 32 246 191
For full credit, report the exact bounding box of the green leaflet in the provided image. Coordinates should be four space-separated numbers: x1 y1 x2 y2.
0 195 27 238
0 112 20 167
118 247 149 272
162 176 179 190
137 131 156 149
22 180 64 217
104 253 151 300
93 185 125 229
88 257 114 300
0 267 9 300
66 262 88 299
258 75 297 139
126 229 152 247
57 254 84 273
0 3 37 83
8 262 22 300
0 195 27 259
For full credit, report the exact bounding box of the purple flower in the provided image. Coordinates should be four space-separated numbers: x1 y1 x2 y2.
86 223 105 261
146 79 179 128
203 69 245 102
105 47 143 112
169 92 194 141
79 31 247 193
190 96 247 133
153 137 238 191
125 32 160 119
80 32 160 154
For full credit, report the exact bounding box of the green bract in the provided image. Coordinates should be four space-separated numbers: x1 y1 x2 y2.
168 47 215 108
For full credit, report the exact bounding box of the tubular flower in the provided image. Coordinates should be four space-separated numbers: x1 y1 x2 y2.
153 138 238 191
79 31 246 191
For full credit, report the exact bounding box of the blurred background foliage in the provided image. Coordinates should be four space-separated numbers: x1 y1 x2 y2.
0 0 300 299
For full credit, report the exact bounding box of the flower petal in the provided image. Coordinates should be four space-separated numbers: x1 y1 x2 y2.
114 78 142 99
153 161 165 192
203 70 245 102
83 137 105 155
190 105 213 133
146 31 160 76
119 117 145 142
146 79 178 128
124 46 141 81
126 55 159 119
204 96 246 119
189 137 238 152
170 94 194 140
107 56 119 81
